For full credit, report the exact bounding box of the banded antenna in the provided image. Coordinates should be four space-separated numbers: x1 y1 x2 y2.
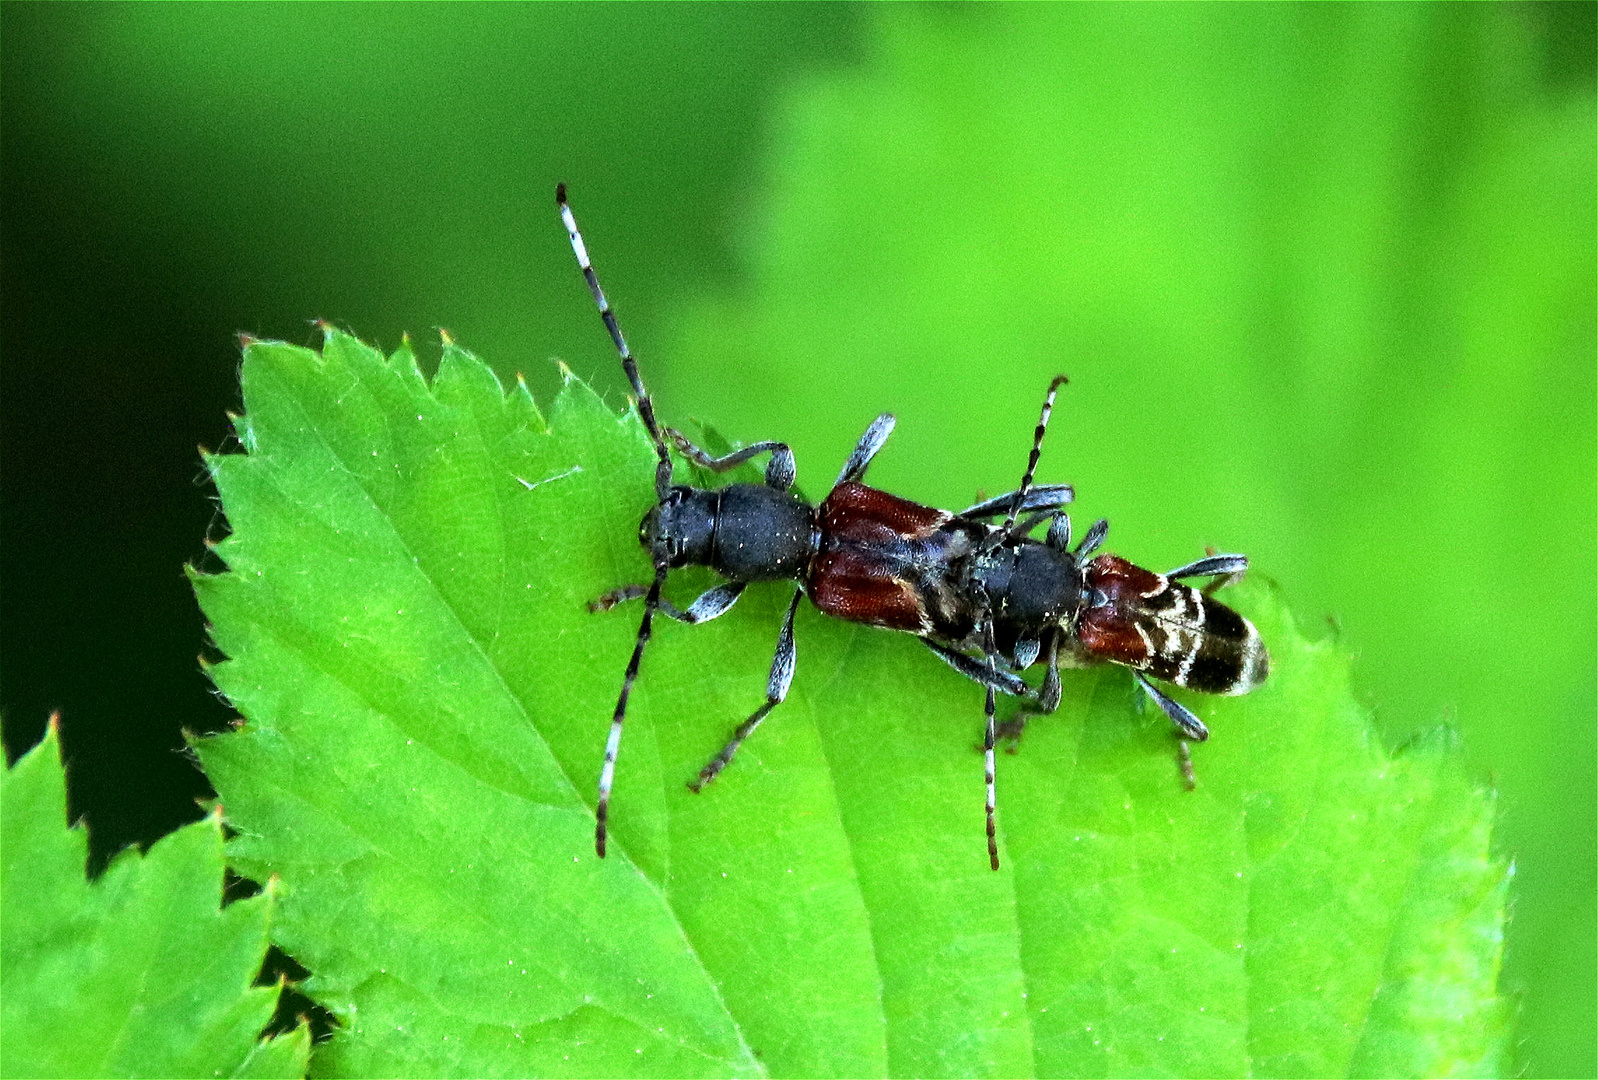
979 374 1070 553
556 183 670 858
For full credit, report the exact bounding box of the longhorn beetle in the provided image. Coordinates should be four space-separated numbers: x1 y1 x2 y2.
931 489 1270 808
557 185 1073 861
803 378 1269 868
558 185 1267 870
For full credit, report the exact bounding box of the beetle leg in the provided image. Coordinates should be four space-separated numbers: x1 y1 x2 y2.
920 638 1033 697
666 427 797 492
688 588 803 791
589 581 746 623
1134 672 1210 741
835 413 897 485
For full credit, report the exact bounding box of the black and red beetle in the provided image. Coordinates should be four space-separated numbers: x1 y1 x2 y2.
557 186 1265 869
557 185 1070 860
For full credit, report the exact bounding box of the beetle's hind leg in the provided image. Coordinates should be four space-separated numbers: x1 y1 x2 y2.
1176 738 1197 790
1165 549 1249 596
688 587 804 791
1134 672 1210 741
1132 673 1207 790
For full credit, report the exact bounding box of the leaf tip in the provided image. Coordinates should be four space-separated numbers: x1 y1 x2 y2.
315 320 369 358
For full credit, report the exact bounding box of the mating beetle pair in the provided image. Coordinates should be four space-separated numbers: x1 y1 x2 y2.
556 185 1268 869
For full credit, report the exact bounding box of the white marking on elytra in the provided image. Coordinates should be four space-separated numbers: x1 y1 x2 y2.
1175 628 1199 686
1134 621 1155 662
1227 621 1268 693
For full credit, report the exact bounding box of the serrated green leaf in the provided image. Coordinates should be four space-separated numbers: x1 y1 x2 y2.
193 327 1507 1077
655 9 1589 1070
1 723 308 1079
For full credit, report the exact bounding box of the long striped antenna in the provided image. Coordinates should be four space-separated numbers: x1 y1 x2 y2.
594 561 668 857
558 183 674 858
979 374 1069 553
556 183 673 500
981 611 1002 871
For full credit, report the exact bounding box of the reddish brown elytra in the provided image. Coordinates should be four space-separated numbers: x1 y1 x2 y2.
558 185 1071 865
559 186 1265 870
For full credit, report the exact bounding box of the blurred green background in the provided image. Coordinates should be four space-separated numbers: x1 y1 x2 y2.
2 5 1591 1076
